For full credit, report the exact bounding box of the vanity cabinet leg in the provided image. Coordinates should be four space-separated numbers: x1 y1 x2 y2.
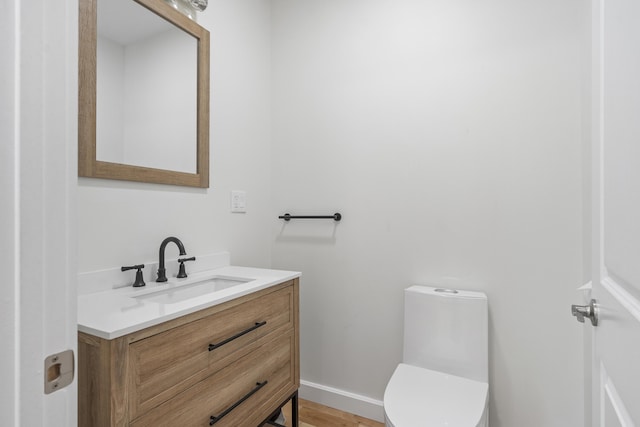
291 391 299 427
263 391 298 427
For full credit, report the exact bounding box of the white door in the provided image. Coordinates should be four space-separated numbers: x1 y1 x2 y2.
588 0 640 424
0 0 78 426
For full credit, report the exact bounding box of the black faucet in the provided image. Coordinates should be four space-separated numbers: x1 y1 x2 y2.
156 236 187 282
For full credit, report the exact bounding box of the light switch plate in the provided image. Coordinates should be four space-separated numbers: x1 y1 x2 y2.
231 190 246 213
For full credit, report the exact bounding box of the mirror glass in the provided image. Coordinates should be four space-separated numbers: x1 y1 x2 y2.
97 0 197 173
79 0 210 188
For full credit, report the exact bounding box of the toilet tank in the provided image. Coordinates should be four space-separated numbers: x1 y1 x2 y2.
403 285 488 383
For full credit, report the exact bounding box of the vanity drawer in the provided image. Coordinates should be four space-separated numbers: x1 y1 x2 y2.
129 283 295 419
130 329 297 427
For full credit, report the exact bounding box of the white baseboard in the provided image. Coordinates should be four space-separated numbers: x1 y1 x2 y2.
299 379 385 423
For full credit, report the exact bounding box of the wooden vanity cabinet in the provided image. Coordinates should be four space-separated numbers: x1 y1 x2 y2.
78 279 299 427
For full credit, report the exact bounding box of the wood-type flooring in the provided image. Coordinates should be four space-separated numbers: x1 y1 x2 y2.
278 398 385 427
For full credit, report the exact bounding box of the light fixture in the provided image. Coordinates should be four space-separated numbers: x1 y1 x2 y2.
189 0 207 12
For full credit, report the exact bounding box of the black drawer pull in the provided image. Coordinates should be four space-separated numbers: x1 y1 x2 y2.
209 380 268 425
208 321 267 352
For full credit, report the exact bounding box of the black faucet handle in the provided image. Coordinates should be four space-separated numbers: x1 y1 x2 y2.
121 264 146 287
121 264 144 272
177 257 196 278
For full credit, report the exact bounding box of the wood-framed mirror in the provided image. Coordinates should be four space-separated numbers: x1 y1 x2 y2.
79 0 210 187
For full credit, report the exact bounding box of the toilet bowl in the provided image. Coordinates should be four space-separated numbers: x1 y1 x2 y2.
383 286 489 427
384 364 488 427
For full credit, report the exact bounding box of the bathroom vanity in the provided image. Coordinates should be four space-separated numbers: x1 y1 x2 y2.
78 265 300 427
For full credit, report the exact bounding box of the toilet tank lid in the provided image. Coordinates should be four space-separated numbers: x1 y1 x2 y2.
405 285 487 300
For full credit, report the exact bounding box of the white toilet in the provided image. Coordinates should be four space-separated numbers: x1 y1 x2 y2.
383 285 489 427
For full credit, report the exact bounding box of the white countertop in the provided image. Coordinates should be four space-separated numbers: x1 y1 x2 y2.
78 266 301 340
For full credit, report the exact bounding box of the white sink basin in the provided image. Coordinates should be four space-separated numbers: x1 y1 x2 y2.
134 276 252 304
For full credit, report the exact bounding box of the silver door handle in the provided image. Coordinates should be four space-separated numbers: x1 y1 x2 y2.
571 299 598 326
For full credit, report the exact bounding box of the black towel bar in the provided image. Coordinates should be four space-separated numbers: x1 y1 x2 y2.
279 213 342 221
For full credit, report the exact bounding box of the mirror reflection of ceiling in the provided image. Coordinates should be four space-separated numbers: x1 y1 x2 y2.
98 0 171 45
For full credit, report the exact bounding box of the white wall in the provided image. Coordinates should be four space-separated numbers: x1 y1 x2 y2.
77 1 273 275
78 1 587 425
270 1 585 426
